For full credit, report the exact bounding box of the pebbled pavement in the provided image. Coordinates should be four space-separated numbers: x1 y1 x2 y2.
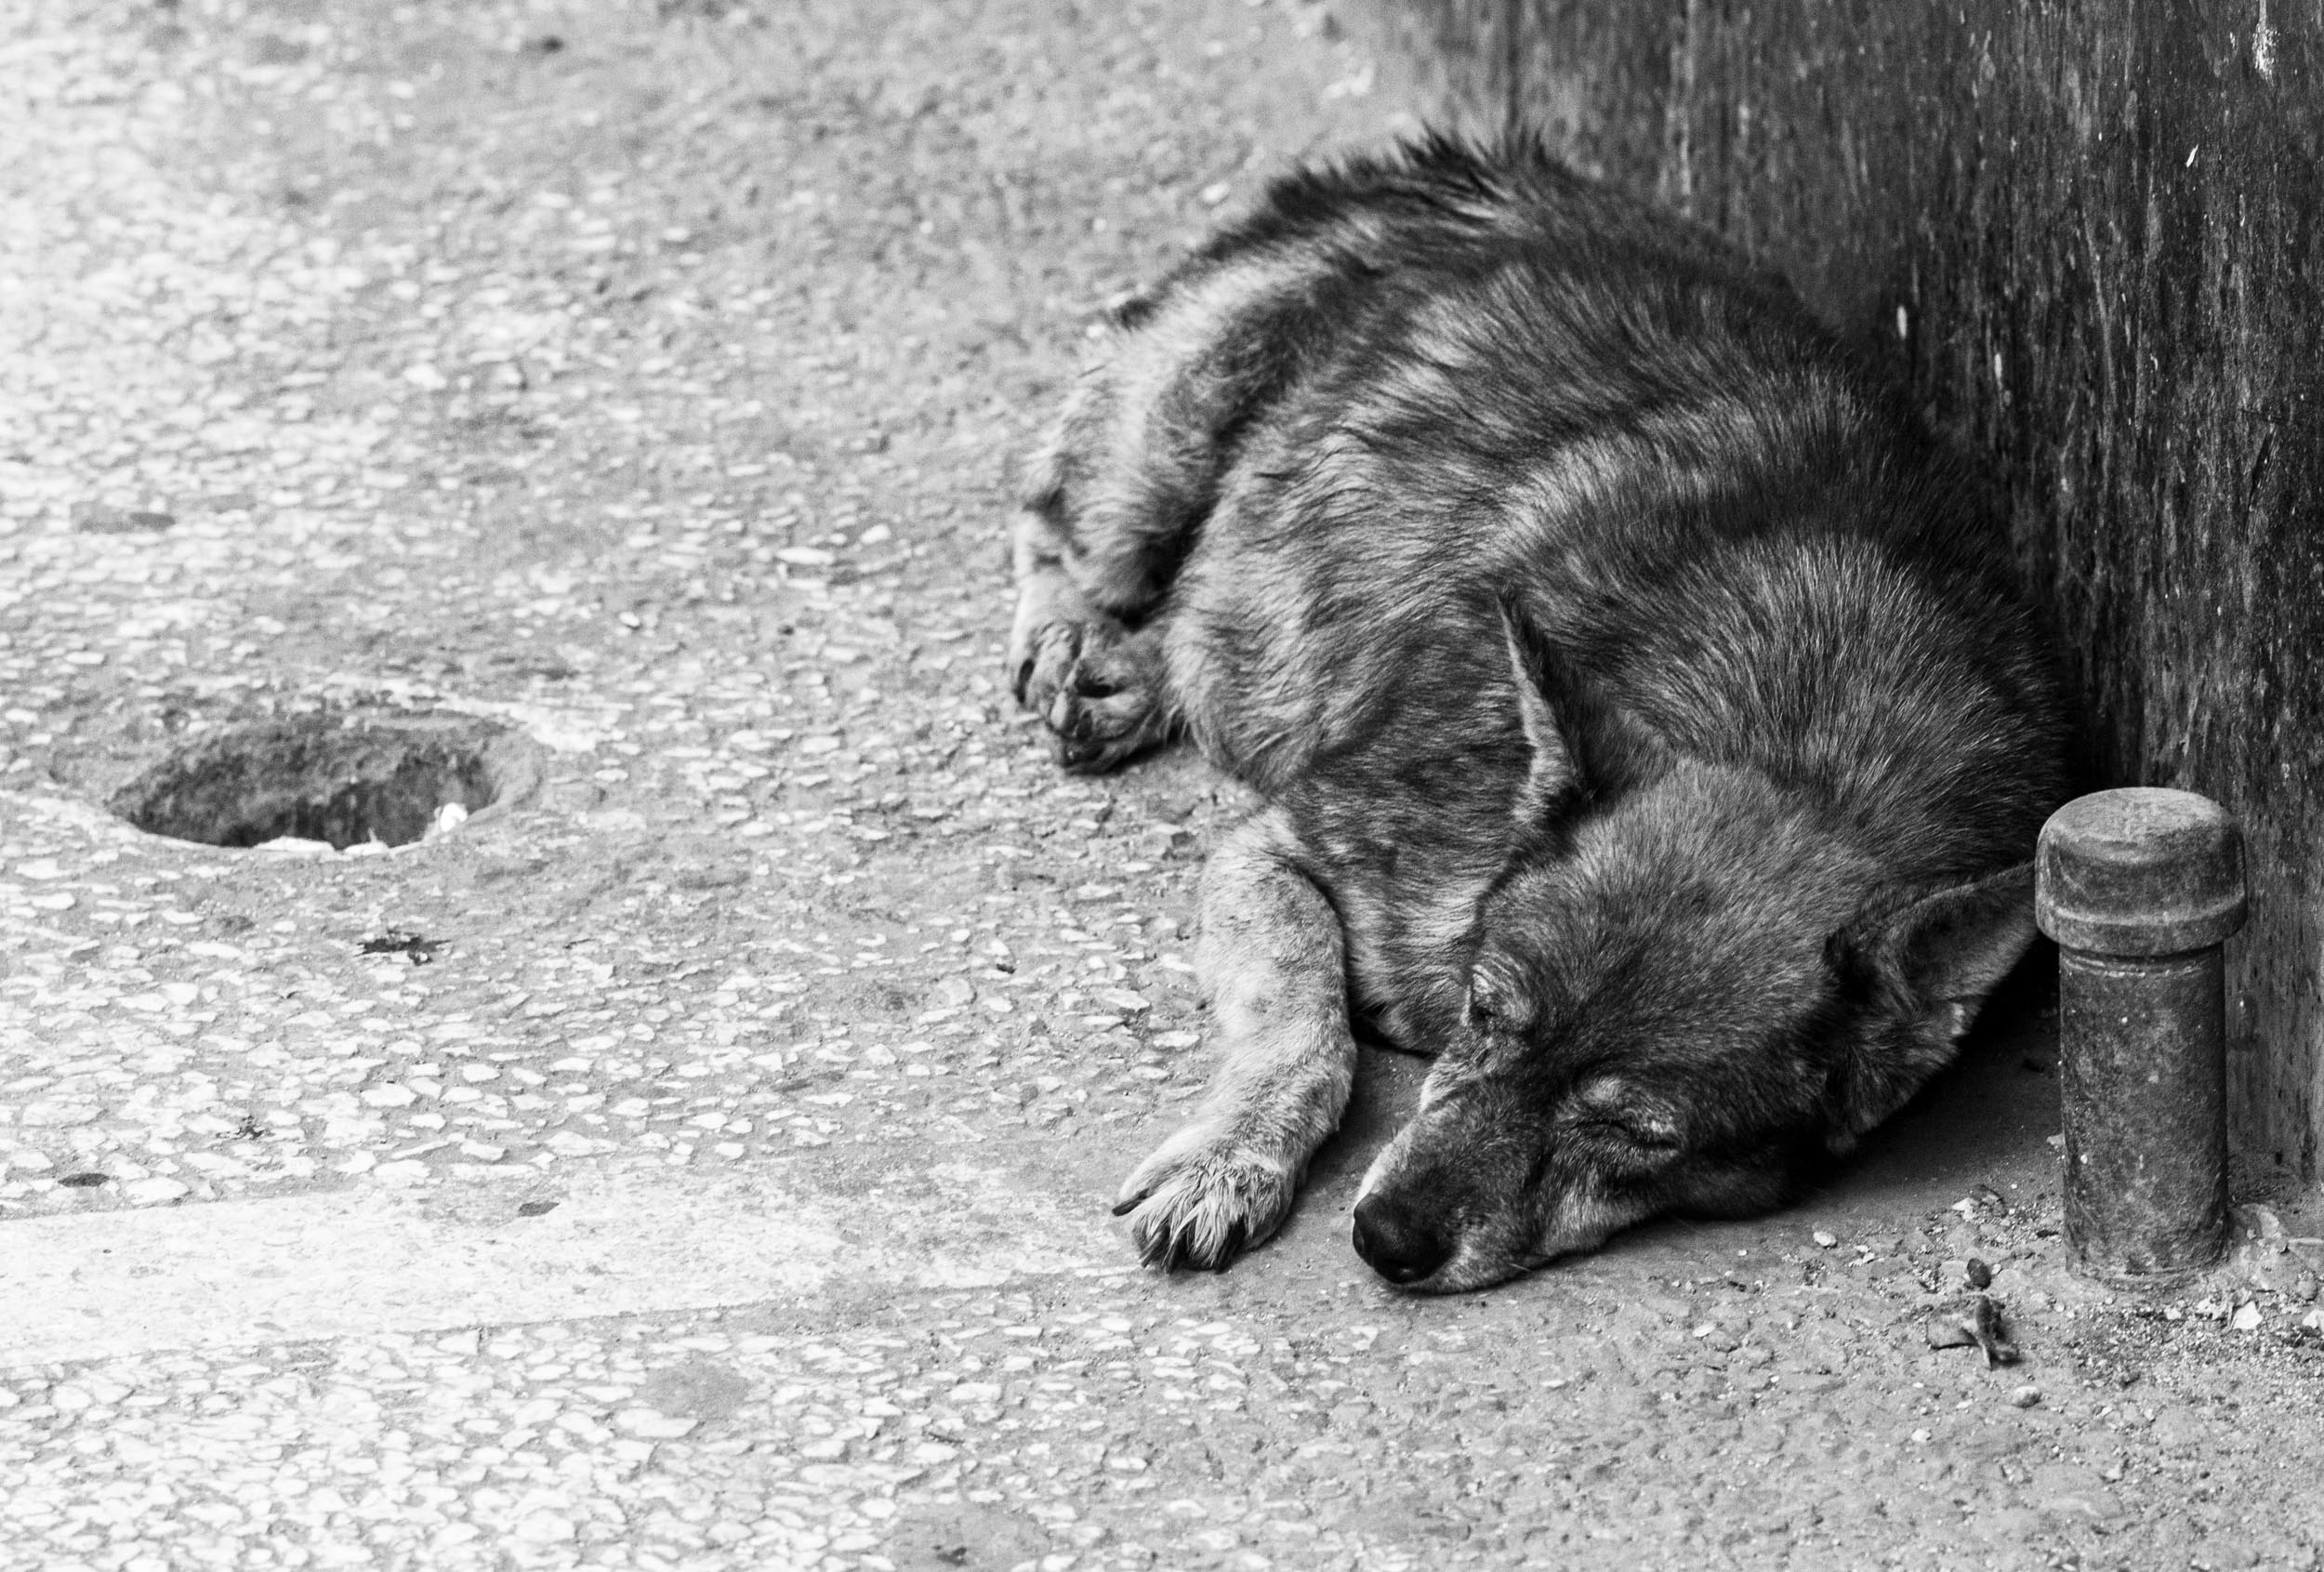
4 3 2323 1569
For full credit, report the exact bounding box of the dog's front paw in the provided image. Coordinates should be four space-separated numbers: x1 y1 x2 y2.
1112 1121 1300 1271
1010 617 1169 774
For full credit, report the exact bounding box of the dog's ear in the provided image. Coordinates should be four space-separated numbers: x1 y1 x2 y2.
1498 594 1657 824
1499 598 1583 821
1822 862 2040 1147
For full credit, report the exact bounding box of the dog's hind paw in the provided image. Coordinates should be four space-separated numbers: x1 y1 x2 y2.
1111 1126 1299 1271
1010 617 1170 774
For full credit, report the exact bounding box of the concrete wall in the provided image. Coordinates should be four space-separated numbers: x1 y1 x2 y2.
1373 0 2324 1181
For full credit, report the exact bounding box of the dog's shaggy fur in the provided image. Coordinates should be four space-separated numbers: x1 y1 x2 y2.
1009 134 2072 1291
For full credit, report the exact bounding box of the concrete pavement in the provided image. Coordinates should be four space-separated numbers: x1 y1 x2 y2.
5 2 2324 1568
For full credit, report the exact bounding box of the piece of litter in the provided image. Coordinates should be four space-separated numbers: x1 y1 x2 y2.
1926 1294 2020 1367
2231 1301 2265 1332
359 930 444 965
429 801 470 837
1812 1228 1839 1248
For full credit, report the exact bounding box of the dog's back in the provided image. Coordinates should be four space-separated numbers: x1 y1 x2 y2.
1155 138 2065 879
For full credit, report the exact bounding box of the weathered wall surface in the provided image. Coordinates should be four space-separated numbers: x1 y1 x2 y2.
1376 0 2324 1179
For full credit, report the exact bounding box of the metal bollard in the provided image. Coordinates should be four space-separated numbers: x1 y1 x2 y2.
2034 788 2247 1283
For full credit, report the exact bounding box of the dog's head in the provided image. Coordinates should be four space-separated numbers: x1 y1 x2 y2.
1351 608 2040 1293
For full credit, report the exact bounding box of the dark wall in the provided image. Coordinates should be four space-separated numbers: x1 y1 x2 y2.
1376 0 2324 1179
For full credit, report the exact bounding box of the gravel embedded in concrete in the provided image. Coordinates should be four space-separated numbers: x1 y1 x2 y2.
5 2 2324 1568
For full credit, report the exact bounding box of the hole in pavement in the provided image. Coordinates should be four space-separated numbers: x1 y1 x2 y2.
108 711 544 851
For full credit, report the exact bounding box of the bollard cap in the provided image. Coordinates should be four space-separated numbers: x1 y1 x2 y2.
2036 787 2248 956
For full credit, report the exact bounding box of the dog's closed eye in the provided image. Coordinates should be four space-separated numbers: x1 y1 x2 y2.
1569 1077 1683 1149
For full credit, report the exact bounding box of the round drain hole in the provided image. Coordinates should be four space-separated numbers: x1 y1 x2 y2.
109 711 544 851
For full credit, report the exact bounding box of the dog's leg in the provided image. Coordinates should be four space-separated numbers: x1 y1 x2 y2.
1011 252 1340 773
1114 808 1355 1268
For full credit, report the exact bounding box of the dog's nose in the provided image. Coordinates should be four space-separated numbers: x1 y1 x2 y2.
1352 1195 1452 1285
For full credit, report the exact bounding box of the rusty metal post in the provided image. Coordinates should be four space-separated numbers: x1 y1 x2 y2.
2035 788 2247 1283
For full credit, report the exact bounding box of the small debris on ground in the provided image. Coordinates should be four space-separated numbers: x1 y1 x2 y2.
359 931 445 964
1926 1294 2021 1367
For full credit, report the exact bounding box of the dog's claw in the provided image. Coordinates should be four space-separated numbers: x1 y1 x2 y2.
1114 1123 1297 1273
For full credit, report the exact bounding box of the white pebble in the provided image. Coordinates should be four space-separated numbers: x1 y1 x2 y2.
614 1408 699 1439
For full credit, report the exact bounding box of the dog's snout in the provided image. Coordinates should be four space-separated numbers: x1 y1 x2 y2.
1352 1194 1453 1285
